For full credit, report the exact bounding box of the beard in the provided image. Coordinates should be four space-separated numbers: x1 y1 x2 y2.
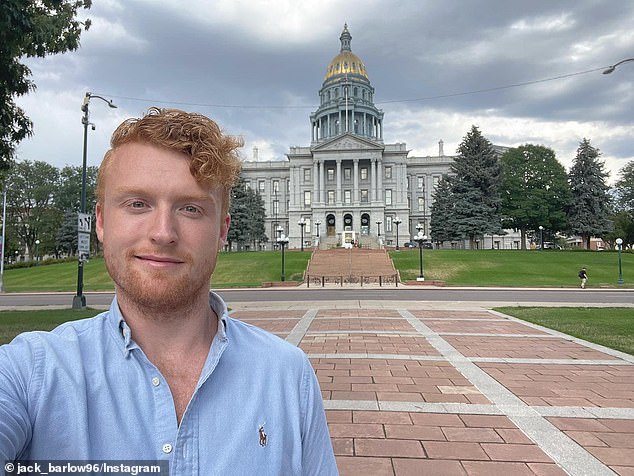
104 247 214 318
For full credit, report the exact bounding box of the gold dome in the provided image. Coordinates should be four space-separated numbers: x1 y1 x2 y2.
324 24 369 82
324 51 369 81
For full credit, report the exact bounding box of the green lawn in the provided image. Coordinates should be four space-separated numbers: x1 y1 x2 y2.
495 307 634 356
390 249 633 287
0 308 99 345
2 249 631 291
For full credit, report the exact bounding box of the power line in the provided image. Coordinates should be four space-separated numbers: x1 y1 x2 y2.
95 66 608 111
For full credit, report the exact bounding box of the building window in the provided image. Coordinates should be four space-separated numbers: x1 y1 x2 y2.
244 180 251 189
385 166 392 179
327 190 335 204
344 168 351 181
327 168 335 182
344 190 351 204
304 168 311 182
304 191 311 207
386 216 393 232
385 189 392 206
433 176 440 188
258 180 265 194
360 189 368 203
273 200 279 215
417 176 424 190
287 180 290 193
360 167 368 180
418 197 425 211
273 180 279 193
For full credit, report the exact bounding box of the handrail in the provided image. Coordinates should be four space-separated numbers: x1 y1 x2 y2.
305 274 399 287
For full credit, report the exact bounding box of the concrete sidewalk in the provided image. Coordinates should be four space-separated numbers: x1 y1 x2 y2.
230 300 634 476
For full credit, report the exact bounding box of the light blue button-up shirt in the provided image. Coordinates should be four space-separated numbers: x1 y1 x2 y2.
0 293 338 475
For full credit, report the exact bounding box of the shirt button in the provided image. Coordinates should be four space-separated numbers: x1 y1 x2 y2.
152 377 160 386
162 443 173 454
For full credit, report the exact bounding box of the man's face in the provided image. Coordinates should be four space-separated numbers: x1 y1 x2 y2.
96 142 230 312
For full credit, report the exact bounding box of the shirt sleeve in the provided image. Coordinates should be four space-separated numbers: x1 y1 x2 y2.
0 335 39 461
300 355 339 475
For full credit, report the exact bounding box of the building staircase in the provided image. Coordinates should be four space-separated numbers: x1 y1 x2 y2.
304 248 399 286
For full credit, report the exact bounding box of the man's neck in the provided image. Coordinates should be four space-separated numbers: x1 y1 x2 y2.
116 291 218 361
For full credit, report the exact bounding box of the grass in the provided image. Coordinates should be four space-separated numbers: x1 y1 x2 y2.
2 249 631 291
390 249 633 287
495 306 634 356
0 308 100 345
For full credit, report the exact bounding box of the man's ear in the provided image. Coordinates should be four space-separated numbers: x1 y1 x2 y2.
95 202 104 243
219 213 231 249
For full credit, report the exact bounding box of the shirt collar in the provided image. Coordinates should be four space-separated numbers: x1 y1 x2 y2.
108 292 230 357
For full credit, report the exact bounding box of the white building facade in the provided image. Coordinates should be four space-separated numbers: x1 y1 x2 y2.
241 25 524 251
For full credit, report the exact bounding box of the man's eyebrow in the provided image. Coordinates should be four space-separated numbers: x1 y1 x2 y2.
111 187 215 202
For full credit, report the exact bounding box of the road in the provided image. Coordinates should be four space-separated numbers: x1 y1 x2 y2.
1 287 632 308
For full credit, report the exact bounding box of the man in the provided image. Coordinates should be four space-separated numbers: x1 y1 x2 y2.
0 108 338 475
579 267 588 289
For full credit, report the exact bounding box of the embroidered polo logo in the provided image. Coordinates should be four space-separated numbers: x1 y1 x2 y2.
259 425 267 447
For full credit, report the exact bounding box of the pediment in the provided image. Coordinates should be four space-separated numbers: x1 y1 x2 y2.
312 134 383 152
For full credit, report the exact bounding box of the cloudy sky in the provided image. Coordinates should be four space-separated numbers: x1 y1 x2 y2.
15 0 634 183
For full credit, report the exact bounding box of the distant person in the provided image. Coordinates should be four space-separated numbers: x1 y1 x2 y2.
0 108 338 474
578 267 588 288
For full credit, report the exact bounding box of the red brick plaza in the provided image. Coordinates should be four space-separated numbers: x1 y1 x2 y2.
230 302 634 476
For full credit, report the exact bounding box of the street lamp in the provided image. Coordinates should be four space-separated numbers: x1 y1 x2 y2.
0 187 6 292
602 58 634 74
413 230 427 281
538 225 544 251
73 92 117 310
616 238 624 286
394 216 402 250
376 220 382 237
298 218 306 252
35 239 40 265
315 220 321 238
277 233 289 281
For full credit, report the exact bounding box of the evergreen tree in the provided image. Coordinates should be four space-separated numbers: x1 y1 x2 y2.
56 208 78 257
567 138 612 249
228 178 267 250
615 160 634 213
450 125 502 248
430 175 460 244
500 144 571 249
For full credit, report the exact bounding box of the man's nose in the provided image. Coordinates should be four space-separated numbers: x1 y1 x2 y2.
149 207 178 244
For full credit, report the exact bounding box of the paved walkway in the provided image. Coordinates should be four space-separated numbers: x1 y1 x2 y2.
229 300 634 476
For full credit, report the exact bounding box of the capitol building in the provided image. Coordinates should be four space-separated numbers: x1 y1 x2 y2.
241 25 522 250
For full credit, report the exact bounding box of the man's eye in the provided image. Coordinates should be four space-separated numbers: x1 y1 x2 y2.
130 201 145 209
183 205 201 214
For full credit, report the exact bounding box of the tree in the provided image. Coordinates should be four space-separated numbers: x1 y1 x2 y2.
500 144 571 249
567 138 612 249
227 179 267 250
5 160 61 258
449 125 502 248
430 175 460 245
0 0 92 171
56 208 78 257
614 160 634 213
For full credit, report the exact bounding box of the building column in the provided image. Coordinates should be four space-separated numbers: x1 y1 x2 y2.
353 159 359 204
370 159 377 201
336 159 342 205
319 159 325 204
312 161 318 205
377 159 383 204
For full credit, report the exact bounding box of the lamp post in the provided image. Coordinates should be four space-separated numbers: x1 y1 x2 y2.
602 58 634 74
0 187 6 292
35 239 40 265
414 230 427 281
616 238 624 286
538 225 544 251
277 233 289 281
73 92 117 310
298 218 306 252
314 219 321 249
394 216 402 250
